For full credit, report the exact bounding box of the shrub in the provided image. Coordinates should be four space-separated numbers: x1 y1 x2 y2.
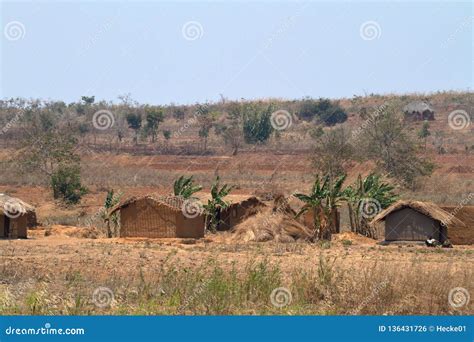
298 98 347 126
51 164 87 204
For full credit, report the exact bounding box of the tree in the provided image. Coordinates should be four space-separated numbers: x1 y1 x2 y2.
418 121 431 149
144 107 164 143
241 103 274 146
102 189 122 238
298 97 347 126
343 173 398 237
203 177 235 233
81 96 95 105
126 113 142 145
358 103 433 188
51 164 88 204
173 107 185 121
312 126 354 179
215 104 244 155
173 176 202 199
196 104 217 152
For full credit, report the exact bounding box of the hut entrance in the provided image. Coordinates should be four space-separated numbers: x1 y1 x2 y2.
3 215 10 237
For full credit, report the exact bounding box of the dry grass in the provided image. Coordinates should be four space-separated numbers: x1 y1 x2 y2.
0 232 472 315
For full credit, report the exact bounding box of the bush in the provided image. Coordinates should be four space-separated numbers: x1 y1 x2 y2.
51 164 87 204
298 98 347 126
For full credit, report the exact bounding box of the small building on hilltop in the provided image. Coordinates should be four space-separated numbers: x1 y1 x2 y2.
403 101 435 121
0 194 36 239
371 200 465 244
110 195 205 238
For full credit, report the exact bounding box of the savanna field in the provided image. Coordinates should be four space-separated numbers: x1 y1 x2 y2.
0 91 473 315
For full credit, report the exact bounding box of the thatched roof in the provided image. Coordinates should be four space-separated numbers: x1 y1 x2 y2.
109 194 186 215
231 196 312 243
403 101 433 113
371 200 465 227
0 194 35 216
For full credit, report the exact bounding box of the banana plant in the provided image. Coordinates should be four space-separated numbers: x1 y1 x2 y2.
294 174 346 241
203 176 235 233
344 173 398 237
173 175 202 199
102 189 123 238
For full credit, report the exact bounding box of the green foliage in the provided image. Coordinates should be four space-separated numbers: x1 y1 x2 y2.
102 189 123 238
294 174 346 240
163 130 171 140
81 96 95 105
418 121 431 139
343 173 398 237
298 98 348 126
50 164 87 204
240 103 274 145
203 177 235 233
144 107 164 142
126 113 142 144
173 176 202 199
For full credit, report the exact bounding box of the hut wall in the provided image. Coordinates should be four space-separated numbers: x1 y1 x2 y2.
385 208 443 242
441 205 474 245
0 214 4 238
119 198 178 238
175 215 205 238
0 214 27 239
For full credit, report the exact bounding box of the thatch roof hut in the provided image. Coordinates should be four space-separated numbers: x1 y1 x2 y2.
231 197 313 243
371 200 465 244
0 194 36 239
194 193 266 231
110 194 205 238
403 101 434 121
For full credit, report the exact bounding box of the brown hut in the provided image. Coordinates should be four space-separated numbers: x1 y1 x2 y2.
440 205 474 245
110 195 205 238
0 194 36 239
195 194 266 231
371 200 465 244
403 101 435 121
219 196 266 231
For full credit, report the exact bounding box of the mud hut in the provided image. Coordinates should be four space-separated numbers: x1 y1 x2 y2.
232 198 313 243
110 195 205 238
219 196 266 231
195 194 266 231
0 194 36 239
440 205 474 245
403 101 434 121
371 200 465 244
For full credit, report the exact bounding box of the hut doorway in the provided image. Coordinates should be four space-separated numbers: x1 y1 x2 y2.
3 215 10 237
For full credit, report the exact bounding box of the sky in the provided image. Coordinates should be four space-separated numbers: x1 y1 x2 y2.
1 0 472 105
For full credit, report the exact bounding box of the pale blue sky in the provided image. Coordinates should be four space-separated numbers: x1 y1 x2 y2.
1 1 472 105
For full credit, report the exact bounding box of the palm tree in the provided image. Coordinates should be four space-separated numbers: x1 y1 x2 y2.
203 176 235 233
173 175 202 199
